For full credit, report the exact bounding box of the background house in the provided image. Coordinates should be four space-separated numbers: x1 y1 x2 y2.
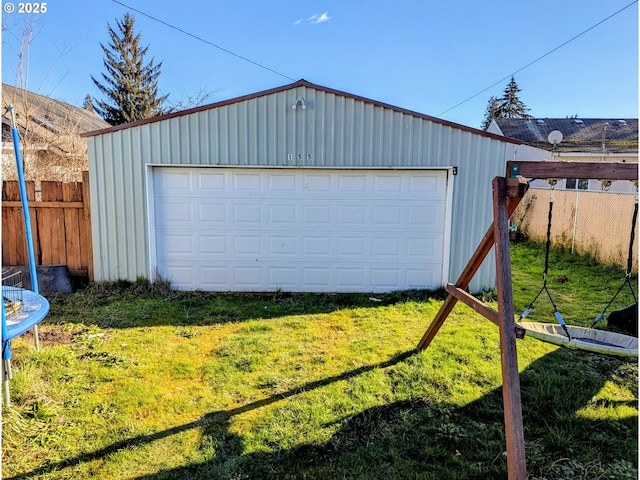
2 84 107 284
84 79 535 293
488 117 638 193
2 84 109 183
488 117 638 270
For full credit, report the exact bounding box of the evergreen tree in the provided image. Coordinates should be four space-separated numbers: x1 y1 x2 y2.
82 94 95 113
91 13 168 125
480 96 501 130
499 76 530 118
481 76 531 130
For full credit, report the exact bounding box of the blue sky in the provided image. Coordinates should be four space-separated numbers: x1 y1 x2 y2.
2 0 638 129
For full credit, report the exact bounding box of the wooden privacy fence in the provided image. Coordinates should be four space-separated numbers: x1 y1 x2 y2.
2 171 93 280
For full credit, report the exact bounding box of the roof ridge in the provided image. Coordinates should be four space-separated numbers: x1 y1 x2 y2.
81 79 519 144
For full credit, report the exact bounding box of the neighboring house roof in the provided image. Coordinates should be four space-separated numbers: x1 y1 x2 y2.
490 117 638 153
2 83 109 152
82 79 520 144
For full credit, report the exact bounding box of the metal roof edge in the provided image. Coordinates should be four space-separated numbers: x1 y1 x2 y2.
298 80 521 145
80 79 307 137
81 78 521 145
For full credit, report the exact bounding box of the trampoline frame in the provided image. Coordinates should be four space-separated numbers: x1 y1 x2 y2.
2 105 50 406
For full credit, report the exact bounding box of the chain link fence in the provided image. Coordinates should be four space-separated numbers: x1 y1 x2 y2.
513 184 638 273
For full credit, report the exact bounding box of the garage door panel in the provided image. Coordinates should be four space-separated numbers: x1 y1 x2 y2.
407 237 442 258
157 200 194 223
269 269 297 289
200 236 226 254
198 171 226 190
234 173 261 190
164 265 197 290
234 236 262 255
336 268 365 288
409 174 445 195
303 237 331 255
153 168 449 292
373 175 402 193
303 205 331 224
269 205 297 223
200 266 228 288
409 204 445 227
338 206 367 225
158 234 193 254
406 268 436 288
269 236 297 255
337 237 366 256
198 204 226 223
159 171 191 190
372 238 400 256
233 204 261 223
339 175 367 192
304 174 332 192
371 269 399 288
303 267 331 287
269 174 297 191
235 267 263 287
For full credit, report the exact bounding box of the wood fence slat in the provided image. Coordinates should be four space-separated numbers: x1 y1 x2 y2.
2 181 20 201
2 181 35 266
39 181 66 265
2 207 20 265
26 181 36 202
63 183 82 272
3 181 21 266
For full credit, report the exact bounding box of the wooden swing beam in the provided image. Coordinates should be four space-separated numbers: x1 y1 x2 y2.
417 161 638 480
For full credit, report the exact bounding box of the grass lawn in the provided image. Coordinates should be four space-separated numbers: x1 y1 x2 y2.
2 241 637 479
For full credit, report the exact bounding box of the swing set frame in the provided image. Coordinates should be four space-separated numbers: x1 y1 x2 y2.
417 160 638 480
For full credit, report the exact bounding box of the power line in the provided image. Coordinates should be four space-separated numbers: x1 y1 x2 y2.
111 0 296 81
438 0 638 117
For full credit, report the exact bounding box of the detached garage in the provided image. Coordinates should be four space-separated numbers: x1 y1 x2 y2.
84 79 521 293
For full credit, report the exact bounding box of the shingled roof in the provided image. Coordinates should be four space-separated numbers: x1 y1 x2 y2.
2 84 109 150
492 117 638 153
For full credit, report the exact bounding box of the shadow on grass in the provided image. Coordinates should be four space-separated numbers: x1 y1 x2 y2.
7 347 637 480
5 350 416 480
45 281 447 329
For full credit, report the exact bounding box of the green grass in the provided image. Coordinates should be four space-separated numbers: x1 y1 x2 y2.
510 241 637 327
2 241 637 480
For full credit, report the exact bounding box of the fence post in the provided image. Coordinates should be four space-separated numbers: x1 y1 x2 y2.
82 171 94 281
571 191 580 254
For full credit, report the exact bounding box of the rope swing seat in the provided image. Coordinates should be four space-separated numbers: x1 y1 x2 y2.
516 179 638 358
517 322 638 358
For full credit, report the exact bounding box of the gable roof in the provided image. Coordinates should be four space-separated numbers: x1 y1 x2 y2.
492 117 638 153
2 83 109 149
81 79 519 144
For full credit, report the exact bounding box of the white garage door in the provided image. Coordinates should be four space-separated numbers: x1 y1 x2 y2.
152 167 450 293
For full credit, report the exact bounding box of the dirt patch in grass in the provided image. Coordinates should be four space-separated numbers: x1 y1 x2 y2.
21 325 74 346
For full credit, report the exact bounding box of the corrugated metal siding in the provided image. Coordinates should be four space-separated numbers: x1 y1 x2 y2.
88 85 521 291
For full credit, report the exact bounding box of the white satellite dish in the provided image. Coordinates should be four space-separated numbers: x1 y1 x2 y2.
548 130 563 146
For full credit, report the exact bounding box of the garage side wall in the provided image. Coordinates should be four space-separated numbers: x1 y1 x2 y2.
87 86 516 291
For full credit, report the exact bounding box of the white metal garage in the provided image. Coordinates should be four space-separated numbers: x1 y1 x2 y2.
150 167 451 293
85 80 523 290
